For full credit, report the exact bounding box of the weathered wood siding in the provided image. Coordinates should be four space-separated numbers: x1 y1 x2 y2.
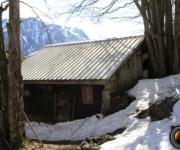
24 84 103 122
105 49 143 91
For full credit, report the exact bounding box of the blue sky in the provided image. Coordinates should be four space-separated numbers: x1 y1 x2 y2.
1 0 144 39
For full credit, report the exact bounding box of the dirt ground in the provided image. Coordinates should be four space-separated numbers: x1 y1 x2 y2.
22 142 79 150
21 132 119 150
22 123 125 150
137 97 178 121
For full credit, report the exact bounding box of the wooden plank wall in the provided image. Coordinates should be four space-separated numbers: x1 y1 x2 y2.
105 50 143 91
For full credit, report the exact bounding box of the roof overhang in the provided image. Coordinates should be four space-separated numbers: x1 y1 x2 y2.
23 79 107 85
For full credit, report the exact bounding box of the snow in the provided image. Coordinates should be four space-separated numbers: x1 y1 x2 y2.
25 104 133 141
172 100 180 125
5 18 89 56
128 75 180 110
101 74 180 150
25 74 180 149
101 118 174 150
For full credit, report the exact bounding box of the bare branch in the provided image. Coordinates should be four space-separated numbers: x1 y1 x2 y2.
20 1 52 44
133 0 158 38
65 0 136 23
94 0 134 15
109 13 141 20
0 0 8 12
102 1 134 14
92 1 135 21
0 0 8 6
73 0 100 12
20 0 54 23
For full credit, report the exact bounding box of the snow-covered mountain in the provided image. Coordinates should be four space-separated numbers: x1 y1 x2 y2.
3 18 89 56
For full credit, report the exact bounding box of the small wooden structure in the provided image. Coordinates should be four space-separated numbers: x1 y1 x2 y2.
22 36 150 122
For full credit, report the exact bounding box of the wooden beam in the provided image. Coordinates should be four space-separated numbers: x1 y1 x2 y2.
54 88 57 121
101 90 111 114
23 79 106 85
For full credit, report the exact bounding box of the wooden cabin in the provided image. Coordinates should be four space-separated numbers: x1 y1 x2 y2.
22 35 150 122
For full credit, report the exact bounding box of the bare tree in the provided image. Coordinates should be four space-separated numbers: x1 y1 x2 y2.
68 0 180 77
0 0 54 148
134 0 178 76
0 2 9 150
0 0 24 149
8 0 24 146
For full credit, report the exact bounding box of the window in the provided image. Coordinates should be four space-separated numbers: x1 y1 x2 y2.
81 86 93 104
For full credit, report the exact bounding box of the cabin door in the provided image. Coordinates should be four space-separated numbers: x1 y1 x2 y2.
72 85 103 119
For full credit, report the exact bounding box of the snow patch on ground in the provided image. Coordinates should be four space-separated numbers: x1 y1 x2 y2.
25 74 180 149
128 75 180 110
101 74 180 150
101 118 174 150
25 103 135 141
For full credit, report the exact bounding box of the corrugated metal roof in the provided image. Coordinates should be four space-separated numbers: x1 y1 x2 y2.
22 35 144 81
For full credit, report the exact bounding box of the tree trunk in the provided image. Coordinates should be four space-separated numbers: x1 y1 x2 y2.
8 0 25 147
164 0 175 74
140 0 166 77
174 0 180 73
0 6 9 150
134 0 179 77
